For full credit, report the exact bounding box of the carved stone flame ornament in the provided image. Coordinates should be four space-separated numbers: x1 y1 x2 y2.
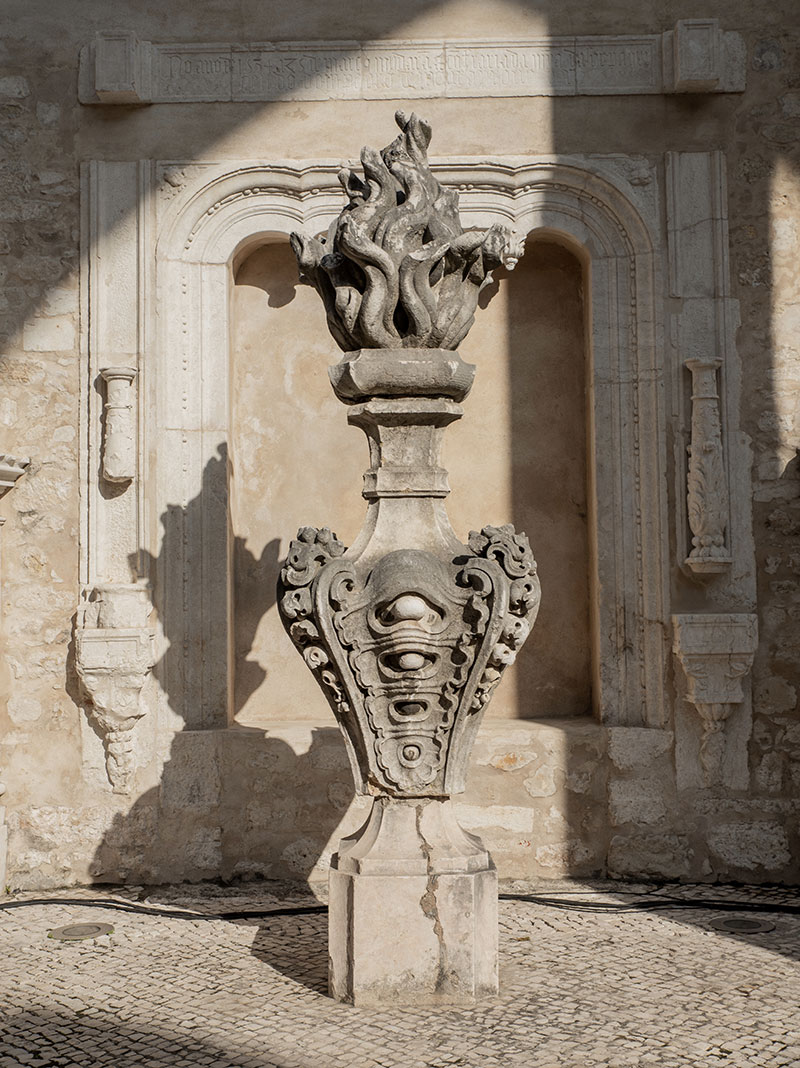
278 113 538 1006
290 110 523 353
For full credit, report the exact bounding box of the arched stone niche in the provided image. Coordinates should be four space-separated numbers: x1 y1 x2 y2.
82 156 670 733
230 236 592 723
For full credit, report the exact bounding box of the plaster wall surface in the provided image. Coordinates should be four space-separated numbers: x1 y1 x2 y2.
0 0 798 890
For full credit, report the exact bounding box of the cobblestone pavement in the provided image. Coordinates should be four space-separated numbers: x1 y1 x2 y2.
1 879 798 1068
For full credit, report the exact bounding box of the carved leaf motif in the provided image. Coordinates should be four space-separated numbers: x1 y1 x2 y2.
277 528 353 734
467 524 536 579
685 360 729 562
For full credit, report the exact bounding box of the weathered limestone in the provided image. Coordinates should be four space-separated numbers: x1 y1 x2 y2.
278 114 539 1002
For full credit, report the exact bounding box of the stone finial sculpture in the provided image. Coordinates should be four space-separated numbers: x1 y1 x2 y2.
290 110 523 352
278 113 538 1006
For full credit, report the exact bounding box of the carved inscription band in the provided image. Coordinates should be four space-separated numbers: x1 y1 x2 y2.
81 23 744 105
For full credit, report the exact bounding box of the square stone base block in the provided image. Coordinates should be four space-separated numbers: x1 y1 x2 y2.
328 798 498 1006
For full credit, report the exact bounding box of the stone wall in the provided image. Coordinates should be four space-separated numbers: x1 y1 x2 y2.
0 0 798 889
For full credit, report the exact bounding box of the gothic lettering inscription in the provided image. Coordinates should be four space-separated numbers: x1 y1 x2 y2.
574 39 661 93
446 44 575 95
362 45 446 97
160 50 233 101
268 49 361 100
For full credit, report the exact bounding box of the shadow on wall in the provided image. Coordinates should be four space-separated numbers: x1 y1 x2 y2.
90 724 354 888
506 238 591 719
136 442 284 724
87 444 354 888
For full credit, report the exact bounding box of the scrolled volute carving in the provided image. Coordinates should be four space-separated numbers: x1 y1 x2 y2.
463 525 541 716
290 110 523 352
278 524 539 798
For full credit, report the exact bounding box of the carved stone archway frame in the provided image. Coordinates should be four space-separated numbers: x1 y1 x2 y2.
80 154 670 736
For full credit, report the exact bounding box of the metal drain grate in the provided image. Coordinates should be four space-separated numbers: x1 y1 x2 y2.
710 916 776 935
48 922 114 941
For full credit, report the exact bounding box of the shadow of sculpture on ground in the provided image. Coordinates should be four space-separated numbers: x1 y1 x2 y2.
246 909 329 994
0 1009 301 1068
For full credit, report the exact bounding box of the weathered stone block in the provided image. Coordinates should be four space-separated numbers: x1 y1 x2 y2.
707 822 791 872
673 19 721 92
329 798 497 1006
609 779 668 826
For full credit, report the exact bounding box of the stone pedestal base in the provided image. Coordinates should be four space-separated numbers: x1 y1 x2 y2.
328 797 498 1006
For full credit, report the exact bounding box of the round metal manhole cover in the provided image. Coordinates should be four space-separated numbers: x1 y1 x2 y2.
710 916 775 935
48 922 114 941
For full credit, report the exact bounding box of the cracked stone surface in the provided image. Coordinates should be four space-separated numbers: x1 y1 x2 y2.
1 879 799 1067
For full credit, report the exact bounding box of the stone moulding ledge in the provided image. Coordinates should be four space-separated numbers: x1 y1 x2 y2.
0 455 30 496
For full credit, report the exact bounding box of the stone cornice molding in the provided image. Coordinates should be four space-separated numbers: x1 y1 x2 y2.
79 23 745 106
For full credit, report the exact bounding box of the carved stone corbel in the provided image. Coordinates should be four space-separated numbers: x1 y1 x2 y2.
673 613 758 785
684 357 732 575
100 366 137 483
75 583 154 794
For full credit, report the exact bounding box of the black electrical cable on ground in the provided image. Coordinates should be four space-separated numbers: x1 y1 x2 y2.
1 893 799 921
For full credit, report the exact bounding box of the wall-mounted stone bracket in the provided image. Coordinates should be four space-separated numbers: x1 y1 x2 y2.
100 366 137 483
668 19 724 92
75 583 154 794
672 613 758 786
93 30 151 104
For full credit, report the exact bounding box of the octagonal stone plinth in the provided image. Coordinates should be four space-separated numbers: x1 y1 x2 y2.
328 798 498 1006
